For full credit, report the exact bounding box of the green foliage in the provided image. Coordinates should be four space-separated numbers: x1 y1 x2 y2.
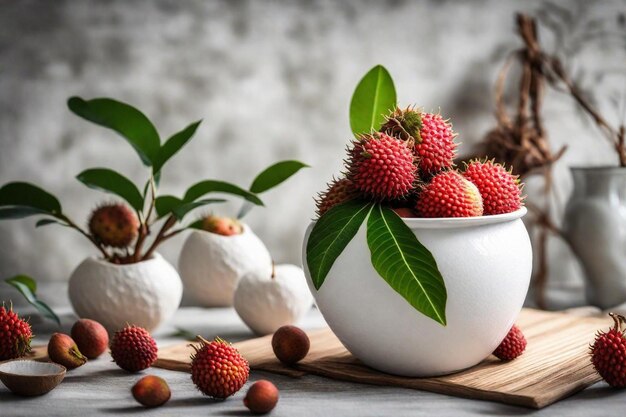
349 65 397 137
0 182 62 215
4 275 60 325
76 168 144 212
154 120 202 174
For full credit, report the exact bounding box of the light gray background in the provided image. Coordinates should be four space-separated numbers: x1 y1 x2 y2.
1 0 625 308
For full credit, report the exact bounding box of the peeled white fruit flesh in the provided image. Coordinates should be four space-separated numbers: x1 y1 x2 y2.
234 264 314 335
178 224 272 307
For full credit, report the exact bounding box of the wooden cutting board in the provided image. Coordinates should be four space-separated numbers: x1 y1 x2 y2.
155 308 607 409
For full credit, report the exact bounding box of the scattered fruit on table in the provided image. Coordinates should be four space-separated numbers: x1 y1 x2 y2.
416 170 483 218
272 325 310 365
88 203 139 248
462 160 523 215
178 216 272 307
71 318 109 359
243 380 279 414
47 333 87 370
234 264 313 335
0 304 32 361
202 215 244 236
132 375 171 408
590 313 626 388
493 325 527 361
110 325 158 372
190 336 249 399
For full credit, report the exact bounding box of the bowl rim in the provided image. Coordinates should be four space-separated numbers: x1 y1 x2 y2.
0 360 67 378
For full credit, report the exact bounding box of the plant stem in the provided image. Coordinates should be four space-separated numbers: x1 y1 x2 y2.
142 215 176 261
133 176 157 261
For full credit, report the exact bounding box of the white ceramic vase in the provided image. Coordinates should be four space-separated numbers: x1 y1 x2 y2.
178 225 272 307
302 208 532 377
68 253 182 333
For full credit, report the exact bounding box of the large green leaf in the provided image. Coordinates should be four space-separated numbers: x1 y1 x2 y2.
0 182 62 215
154 120 202 173
76 168 144 211
0 207 48 220
249 160 309 194
349 65 397 136
172 199 225 220
155 196 225 220
366 205 447 325
68 97 161 166
306 200 373 290
184 180 263 206
155 195 184 218
4 275 60 325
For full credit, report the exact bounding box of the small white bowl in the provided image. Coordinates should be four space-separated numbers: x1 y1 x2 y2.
0 360 66 396
302 208 532 377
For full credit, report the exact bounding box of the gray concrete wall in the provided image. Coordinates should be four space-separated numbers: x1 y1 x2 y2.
1 0 624 308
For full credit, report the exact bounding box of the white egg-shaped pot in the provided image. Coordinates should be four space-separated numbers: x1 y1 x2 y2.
302 207 532 377
68 253 182 333
178 224 273 307
234 264 314 335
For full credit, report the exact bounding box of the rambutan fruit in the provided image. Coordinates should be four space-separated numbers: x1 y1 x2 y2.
201 215 243 236
414 112 457 176
110 325 158 372
493 324 527 361
381 106 423 143
314 177 359 217
462 159 523 215
47 333 87 370
416 170 483 218
0 304 32 361
345 132 416 201
88 203 139 248
590 313 626 388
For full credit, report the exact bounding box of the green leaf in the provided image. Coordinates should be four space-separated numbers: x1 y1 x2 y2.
349 65 397 136
187 219 204 230
35 218 66 228
154 120 202 174
249 160 309 194
76 168 144 211
0 182 62 215
0 207 48 220
68 97 161 166
169 327 197 341
366 205 447 325
171 199 225 220
4 275 60 325
184 180 263 206
306 200 373 290
155 195 184 218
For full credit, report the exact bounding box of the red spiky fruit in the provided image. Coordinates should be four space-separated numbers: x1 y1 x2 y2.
590 313 626 388
346 132 416 201
47 333 88 369
190 336 249 399
88 203 139 247
202 215 243 236
315 178 359 217
392 207 417 218
0 305 33 361
415 112 457 175
381 106 423 143
132 375 171 408
463 160 523 215
272 325 310 365
110 325 158 372
243 380 279 414
416 171 483 218
71 318 109 359
493 325 527 361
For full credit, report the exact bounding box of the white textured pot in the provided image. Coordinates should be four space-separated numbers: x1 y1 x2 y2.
68 253 182 333
302 208 532 377
178 225 272 307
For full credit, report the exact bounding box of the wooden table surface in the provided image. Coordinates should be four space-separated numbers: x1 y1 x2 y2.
2 307 625 416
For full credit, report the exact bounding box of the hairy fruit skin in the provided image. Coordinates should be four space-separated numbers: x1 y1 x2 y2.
415 113 457 175
243 380 279 414
315 178 359 217
132 375 171 408
71 318 109 359
416 171 483 218
47 333 88 370
463 160 523 215
190 336 249 399
272 325 310 365
381 107 423 143
346 132 416 201
0 306 33 361
493 325 527 361
202 215 243 236
590 313 626 388
110 325 158 372
88 203 139 248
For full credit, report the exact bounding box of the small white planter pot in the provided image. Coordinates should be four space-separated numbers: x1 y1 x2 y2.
302 208 532 377
68 253 182 333
178 225 272 307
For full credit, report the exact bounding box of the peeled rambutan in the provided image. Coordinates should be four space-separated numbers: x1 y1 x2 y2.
0 304 32 361
314 177 359 217
590 313 626 388
416 170 483 218
88 203 139 248
346 132 416 201
414 112 457 176
462 160 523 215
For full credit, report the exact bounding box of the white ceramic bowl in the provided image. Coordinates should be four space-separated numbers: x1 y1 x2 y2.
68 252 182 333
302 208 532 377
